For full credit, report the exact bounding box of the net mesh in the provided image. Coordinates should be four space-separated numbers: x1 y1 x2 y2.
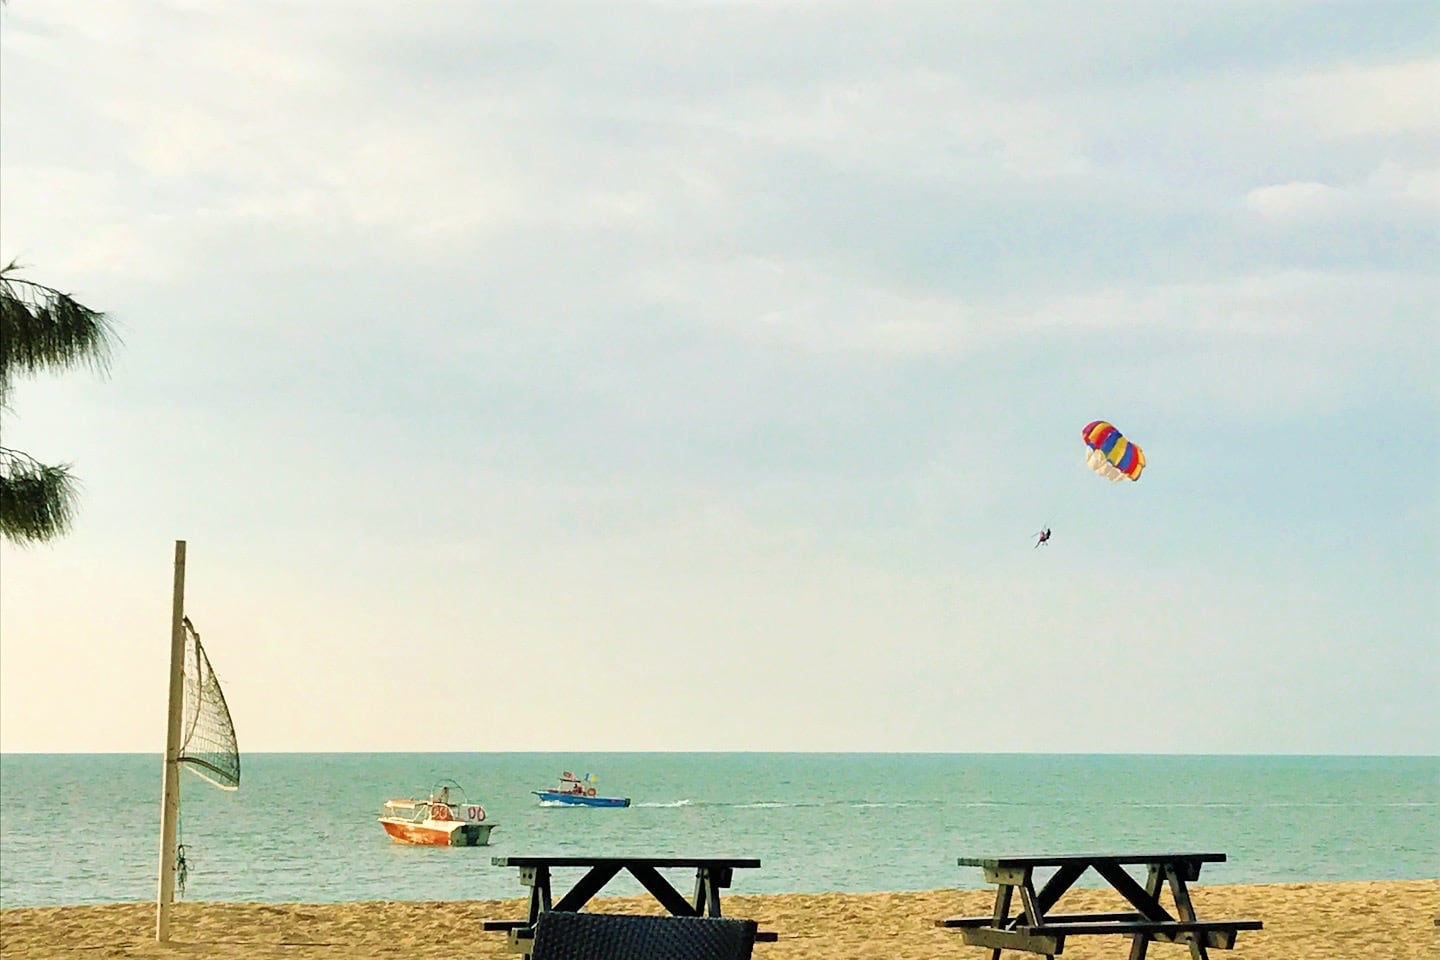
178 616 240 790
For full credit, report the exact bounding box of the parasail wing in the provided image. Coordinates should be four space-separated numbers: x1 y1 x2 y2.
1082 420 1145 482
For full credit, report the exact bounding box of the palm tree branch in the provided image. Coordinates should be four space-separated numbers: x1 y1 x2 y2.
0 260 119 395
0 447 78 544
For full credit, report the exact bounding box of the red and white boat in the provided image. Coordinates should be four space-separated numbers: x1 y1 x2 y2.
378 780 497 847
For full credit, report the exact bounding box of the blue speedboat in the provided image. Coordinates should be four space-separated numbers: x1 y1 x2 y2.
533 771 631 808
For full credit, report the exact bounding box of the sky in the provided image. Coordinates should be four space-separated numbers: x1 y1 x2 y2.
1 2 1436 755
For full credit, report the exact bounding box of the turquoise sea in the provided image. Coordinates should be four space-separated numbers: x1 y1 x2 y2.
1 753 1435 908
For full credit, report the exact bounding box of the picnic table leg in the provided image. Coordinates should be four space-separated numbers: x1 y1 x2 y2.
693 866 731 916
996 866 1059 960
1018 878 1044 930
1126 866 1162 960
520 866 552 924
1164 865 1210 960
1019 877 1056 960
988 883 1014 960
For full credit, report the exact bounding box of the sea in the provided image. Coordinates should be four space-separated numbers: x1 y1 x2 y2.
1 753 1435 908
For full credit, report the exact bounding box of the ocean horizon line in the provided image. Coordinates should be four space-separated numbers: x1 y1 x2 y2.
3 749 1437 758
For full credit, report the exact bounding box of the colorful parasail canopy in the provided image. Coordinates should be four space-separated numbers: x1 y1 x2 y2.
1082 420 1145 482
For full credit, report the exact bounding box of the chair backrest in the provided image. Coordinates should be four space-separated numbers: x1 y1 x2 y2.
529 911 758 960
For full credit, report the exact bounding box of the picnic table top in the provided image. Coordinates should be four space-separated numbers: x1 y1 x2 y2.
958 852 1228 869
492 856 763 869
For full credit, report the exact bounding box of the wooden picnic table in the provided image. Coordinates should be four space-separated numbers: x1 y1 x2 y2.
484 856 776 954
938 852 1262 960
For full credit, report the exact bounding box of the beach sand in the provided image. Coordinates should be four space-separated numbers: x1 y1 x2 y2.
2 881 1436 959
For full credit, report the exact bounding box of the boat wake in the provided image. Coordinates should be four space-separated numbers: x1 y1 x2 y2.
627 798 937 810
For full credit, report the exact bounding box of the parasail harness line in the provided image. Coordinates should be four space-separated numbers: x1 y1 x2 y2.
1033 418 1147 548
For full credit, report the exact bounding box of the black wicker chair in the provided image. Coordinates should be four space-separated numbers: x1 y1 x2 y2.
528 911 759 960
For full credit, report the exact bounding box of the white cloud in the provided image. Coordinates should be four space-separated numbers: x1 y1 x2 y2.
628 255 1004 357
1286 58 1440 139
1244 180 1339 218
1244 161 1440 222
675 69 1096 187
1402 164 1440 206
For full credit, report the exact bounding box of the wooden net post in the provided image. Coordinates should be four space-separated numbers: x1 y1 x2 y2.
157 540 187 941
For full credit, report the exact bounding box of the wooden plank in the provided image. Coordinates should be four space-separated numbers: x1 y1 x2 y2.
939 912 1148 929
1153 929 1241 950
942 917 1259 937
1166 863 1200 921
1173 859 1207 882
493 856 762 869
480 919 527 931
1128 863 1164 960
495 922 780 944
1018 878 1044 928
959 925 1063 955
505 928 534 952
526 866 551 920
1019 921 1262 937
1143 864 1163 899
1091 862 1174 922
694 866 728 915
959 853 1225 870
983 865 1030 885
991 881 1014 928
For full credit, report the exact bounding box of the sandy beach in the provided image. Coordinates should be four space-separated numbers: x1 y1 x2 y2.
2 880 1435 959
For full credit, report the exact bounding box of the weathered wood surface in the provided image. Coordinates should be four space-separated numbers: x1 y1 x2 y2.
486 855 774 955
949 852 1261 957
493 857 762 869
960 854 1223 878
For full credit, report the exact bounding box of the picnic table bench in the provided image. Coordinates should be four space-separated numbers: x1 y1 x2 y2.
484 856 777 955
938 853 1262 959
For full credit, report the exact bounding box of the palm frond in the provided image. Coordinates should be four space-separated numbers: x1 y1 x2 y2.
0 447 79 544
0 260 118 402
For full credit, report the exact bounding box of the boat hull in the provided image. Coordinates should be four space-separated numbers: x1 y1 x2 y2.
380 817 497 846
533 790 630 808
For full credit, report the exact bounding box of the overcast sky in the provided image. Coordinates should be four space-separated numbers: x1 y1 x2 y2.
2 2 1435 754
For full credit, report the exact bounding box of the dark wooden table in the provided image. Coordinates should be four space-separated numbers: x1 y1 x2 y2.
938 853 1262 960
484 856 775 954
